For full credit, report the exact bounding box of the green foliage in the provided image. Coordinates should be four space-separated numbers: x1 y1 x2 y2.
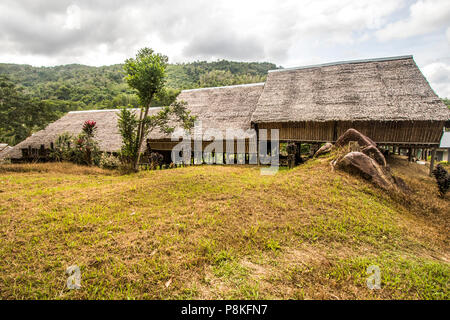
0 76 61 145
117 107 138 165
0 60 277 111
442 98 450 109
123 48 170 170
99 153 121 170
166 60 276 89
120 48 198 171
123 48 168 107
49 132 73 162
150 101 197 134
117 101 196 170
265 238 281 251
432 164 449 197
49 125 101 166
151 87 180 107
77 120 99 165
198 70 265 88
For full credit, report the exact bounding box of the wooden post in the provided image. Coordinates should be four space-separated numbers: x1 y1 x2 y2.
408 147 412 162
254 123 260 166
429 147 436 176
295 142 302 164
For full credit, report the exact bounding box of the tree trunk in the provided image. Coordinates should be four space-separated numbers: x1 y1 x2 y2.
429 147 436 176
133 100 153 171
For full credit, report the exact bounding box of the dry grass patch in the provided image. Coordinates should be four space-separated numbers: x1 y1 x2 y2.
0 160 448 299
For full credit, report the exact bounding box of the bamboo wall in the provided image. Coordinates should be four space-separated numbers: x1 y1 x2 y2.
336 121 444 145
257 120 445 145
257 121 335 142
148 120 445 153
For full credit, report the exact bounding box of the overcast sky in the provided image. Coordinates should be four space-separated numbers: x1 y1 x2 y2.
0 0 449 97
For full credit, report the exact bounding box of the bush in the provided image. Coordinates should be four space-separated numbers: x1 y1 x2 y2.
49 121 101 166
432 164 450 197
99 153 120 170
0 158 11 165
49 132 73 162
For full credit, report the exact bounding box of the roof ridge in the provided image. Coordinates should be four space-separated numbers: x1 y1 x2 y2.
269 55 414 73
181 82 265 93
68 107 162 114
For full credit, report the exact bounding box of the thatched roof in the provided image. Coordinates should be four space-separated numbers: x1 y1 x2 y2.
176 82 264 136
7 83 264 158
0 144 12 159
251 55 450 123
7 108 163 159
8 110 118 159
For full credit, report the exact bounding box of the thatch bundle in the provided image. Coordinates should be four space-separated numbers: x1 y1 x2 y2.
251 56 450 123
177 83 264 137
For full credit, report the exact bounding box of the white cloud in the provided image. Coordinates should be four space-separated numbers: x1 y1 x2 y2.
63 4 81 30
422 62 450 98
0 0 448 96
376 0 450 41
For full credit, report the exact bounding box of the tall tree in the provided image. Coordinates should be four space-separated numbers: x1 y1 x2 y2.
124 48 168 170
122 48 196 171
0 76 59 145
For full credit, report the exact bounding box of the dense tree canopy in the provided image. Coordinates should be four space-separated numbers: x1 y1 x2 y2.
0 60 277 111
0 76 61 145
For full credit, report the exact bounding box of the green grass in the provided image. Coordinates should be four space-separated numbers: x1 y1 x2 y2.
0 159 448 299
328 254 450 299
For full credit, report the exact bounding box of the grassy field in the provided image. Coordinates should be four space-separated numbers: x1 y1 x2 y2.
0 155 448 300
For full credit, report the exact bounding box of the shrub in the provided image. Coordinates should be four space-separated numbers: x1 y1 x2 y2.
49 121 101 166
117 107 138 168
432 164 450 197
0 158 11 165
82 120 97 137
49 132 73 162
79 120 99 166
99 153 120 170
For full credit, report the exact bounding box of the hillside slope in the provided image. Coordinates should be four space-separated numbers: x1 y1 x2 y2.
0 156 448 299
0 60 278 110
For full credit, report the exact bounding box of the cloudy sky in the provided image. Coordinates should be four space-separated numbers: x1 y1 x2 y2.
0 0 449 97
